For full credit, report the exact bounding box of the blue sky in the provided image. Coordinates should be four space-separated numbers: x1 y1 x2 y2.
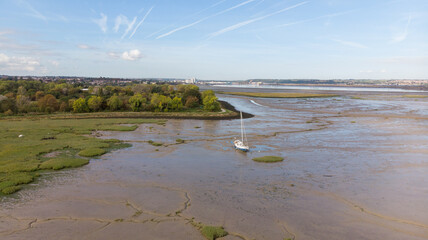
0 0 427 80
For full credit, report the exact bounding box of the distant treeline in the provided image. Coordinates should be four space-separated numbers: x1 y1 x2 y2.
0 80 221 115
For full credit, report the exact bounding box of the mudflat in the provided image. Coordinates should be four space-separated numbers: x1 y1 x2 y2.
1 88 428 240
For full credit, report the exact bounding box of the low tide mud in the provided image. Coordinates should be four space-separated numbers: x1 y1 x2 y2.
1 88 428 240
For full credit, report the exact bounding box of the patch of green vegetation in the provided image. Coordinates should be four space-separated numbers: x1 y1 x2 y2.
200 226 228 240
402 95 428 98
40 157 89 170
252 156 284 163
2 186 22 195
176 138 185 144
351 96 363 100
148 140 163 147
0 118 161 195
78 148 106 157
220 92 338 98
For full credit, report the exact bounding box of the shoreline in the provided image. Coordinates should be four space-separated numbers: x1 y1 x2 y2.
0 101 254 121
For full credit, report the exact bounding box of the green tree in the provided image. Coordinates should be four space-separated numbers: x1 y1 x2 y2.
170 96 183 111
88 96 103 112
107 95 121 111
72 98 89 113
129 94 146 112
203 95 221 112
150 93 171 112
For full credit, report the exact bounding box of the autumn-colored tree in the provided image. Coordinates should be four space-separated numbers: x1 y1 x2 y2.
38 94 59 113
35 91 44 100
185 96 199 108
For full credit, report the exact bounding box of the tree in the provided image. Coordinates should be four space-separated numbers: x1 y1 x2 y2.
16 95 31 113
38 94 59 113
203 95 221 112
72 98 89 113
88 96 103 112
129 94 146 112
185 96 199 108
170 96 183 111
182 88 201 105
107 95 121 111
150 93 171 112
35 91 44 100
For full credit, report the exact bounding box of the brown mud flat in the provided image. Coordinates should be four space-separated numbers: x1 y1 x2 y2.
1 89 428 240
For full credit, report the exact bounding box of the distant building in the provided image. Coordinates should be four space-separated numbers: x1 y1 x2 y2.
185 78 197 84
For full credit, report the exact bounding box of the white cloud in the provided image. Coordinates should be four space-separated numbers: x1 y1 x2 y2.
94 13 108 33
121 49 142 61
0 53 40 71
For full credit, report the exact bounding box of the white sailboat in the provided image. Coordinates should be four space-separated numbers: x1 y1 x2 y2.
234 111 250 152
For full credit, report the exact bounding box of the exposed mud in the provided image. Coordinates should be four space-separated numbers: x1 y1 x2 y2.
1 88 428 240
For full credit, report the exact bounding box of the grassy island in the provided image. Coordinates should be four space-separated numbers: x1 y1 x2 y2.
252 156 284 163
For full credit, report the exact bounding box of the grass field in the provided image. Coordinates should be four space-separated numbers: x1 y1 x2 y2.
219 92 338 98
0 117 165 195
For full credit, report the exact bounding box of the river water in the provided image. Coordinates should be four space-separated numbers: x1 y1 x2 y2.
1 91 428 240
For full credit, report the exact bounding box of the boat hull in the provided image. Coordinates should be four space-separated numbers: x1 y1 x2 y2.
234 140 249 152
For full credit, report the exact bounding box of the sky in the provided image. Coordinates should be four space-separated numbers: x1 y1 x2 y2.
0 0 427 80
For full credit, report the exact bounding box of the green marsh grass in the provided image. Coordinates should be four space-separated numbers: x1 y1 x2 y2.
0 117 164 195
200 226 228 240
252 156 284 163
78 148 106 157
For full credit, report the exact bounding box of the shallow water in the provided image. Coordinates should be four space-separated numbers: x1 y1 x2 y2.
1 91 428 240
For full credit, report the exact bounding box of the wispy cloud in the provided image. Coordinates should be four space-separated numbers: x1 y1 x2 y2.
156 0 257 39
114 15 137 39
331 39 368 49
209 1 308 39
277 10 355 28
392 15 411 43
77 44 97 50
129 6 154 39
16 0 47 21
94 13 108 33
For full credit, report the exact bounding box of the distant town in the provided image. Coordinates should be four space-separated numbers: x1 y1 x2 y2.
1 75 427 90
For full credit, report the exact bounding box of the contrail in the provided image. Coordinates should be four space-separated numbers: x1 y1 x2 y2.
129 6 154 39
209 1 308 38
121 17 137 39
156 0 257 39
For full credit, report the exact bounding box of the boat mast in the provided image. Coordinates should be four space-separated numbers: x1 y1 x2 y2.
240 111 244 143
